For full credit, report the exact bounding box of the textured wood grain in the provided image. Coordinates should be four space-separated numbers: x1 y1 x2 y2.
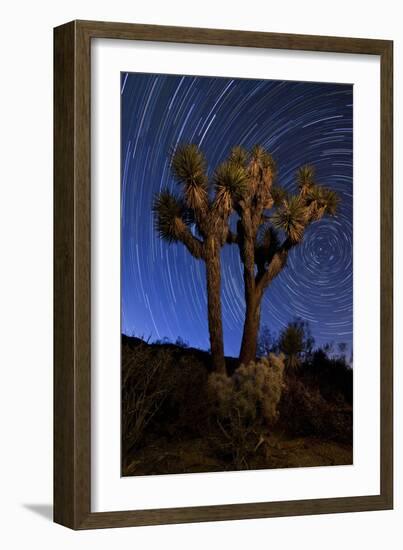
54 21 76 528
54 20 393 530
54 21 91 529
76 19 391 54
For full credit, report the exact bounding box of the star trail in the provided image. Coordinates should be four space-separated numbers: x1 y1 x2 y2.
121 72 353 357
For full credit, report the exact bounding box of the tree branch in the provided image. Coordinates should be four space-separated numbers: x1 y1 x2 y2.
255 238 294 292
174 218 204 259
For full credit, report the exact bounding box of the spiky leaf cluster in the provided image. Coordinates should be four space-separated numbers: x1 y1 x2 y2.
320 187 339 216
213 160 248 213
229 145 248 167
278 320 312 369
171 144 208 212
271 196 308 243
305 184 340 220
153 189 187 243
250 145 276 173
279 323 304 369
297 164 315 194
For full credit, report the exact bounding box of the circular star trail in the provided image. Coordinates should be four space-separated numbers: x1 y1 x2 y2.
121 72 353 357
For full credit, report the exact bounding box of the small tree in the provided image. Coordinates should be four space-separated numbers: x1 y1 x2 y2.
279 319 314 370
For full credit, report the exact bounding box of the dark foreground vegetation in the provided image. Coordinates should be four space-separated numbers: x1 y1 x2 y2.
122 326 352 476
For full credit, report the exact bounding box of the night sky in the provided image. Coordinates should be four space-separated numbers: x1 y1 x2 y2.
121 72 353 357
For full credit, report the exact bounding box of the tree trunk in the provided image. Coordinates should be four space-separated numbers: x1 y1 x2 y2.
239 291 262 366
237 219 263 367
205 240 226 374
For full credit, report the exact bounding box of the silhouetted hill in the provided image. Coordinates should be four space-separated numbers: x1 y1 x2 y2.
122 334 239 374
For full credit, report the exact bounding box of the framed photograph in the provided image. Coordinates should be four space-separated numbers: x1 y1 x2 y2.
54 20 393 529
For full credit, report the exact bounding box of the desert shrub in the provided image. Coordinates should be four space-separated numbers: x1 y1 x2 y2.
122 344 176 459
300 350 353 405
162 355 209 435
208 354 285 468
279 377 352 442
278 318 315 370
122 341 211 462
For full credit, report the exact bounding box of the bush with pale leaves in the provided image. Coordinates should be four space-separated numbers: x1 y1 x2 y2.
209 354 285 428
208 354 285 468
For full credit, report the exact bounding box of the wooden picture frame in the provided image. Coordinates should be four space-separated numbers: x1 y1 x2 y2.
54 19 393 529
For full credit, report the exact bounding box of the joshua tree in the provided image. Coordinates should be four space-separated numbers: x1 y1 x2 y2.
225 146 339 366
154 143 339 371
153 144 247 373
